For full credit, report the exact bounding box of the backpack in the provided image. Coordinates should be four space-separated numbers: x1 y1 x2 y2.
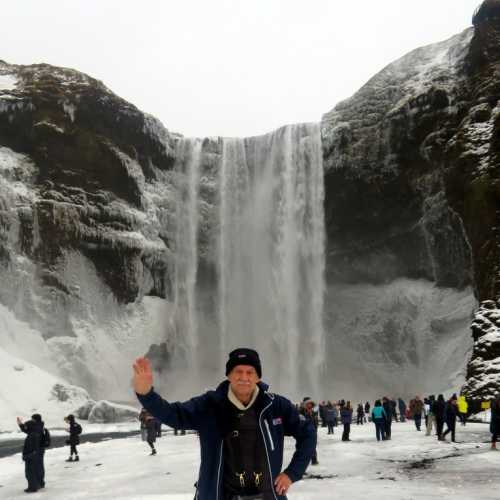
74 423 82 435
42 428 51 448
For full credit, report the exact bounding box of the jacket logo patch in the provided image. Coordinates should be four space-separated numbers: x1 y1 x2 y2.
272 417 282 425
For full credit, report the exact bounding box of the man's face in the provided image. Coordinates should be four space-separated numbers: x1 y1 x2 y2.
227 365 260 401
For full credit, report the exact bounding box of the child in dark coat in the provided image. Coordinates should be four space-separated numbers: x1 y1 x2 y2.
64 414 82 462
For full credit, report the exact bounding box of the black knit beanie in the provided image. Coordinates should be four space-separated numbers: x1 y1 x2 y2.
225 348 262 378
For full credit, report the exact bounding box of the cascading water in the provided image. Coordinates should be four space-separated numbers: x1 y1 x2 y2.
172 124 326 398
172 138 202 369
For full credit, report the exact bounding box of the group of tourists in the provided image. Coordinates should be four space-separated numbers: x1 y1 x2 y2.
296 391 500 474
309 394 472 444
304 399 355 443
16 413 82 493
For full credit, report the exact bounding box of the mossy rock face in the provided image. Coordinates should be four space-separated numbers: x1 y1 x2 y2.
322 10 500 302
0 61 177 305
1 63 176 206
321 31 476 291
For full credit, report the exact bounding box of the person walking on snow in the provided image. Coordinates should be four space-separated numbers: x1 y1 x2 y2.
390 399 398 422
139 408 158 455
319 401 327 428
433 395 446 441
490 394 500 450
382 397 393 440
341 401 353 441
458 395 468 426
364 401 371 422
324 401 337 435
356 403 364 425
409 396 423 431
133 348 316 500
64 414 82 462
398 398 407 423
20 419 41 493
442 395 458 442
426 395 437 436
18 414 50 489
301 399 319 465
371 400 386 441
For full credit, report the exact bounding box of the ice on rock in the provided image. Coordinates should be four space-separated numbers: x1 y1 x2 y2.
87 400 139 423
0 73 17 91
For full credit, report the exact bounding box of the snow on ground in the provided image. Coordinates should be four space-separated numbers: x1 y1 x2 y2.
0 347 91 432
0 421 498 499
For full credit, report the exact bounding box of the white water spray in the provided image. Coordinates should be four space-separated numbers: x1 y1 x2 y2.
173 138 202 368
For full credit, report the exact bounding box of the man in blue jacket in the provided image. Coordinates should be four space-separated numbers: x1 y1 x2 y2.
133 348 316 500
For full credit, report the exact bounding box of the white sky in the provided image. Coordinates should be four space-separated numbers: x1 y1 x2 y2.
2 0 482 138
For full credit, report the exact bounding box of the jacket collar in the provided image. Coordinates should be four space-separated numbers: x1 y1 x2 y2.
228 385 260 410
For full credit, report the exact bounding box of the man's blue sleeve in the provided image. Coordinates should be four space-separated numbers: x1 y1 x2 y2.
136 388 208 431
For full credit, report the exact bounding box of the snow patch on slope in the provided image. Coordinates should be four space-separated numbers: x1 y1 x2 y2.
0 347 91 431
0 74 17 91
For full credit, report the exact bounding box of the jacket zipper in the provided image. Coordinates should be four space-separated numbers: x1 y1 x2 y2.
264 419 275 451
259 398 278 500
215 440 223 500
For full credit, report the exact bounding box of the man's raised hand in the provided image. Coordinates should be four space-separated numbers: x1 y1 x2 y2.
133 357 154 395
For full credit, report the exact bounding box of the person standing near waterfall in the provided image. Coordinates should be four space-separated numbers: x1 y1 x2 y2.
382 397 393 440
139 408 158 455
133 348 316 500
17 414 50 489
300 399 319 464
490 394 500 450
64 414 82 462
340 401 353 441
433 394 446 440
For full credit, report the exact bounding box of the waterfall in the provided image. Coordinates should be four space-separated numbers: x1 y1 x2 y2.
173 138 202 369
173 124 325 398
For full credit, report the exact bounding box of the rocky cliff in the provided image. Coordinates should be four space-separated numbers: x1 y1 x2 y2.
0 62 180 397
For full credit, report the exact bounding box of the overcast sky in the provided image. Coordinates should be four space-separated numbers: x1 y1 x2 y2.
2 0 482 138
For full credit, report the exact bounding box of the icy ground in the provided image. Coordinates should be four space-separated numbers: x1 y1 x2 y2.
0 421 498 499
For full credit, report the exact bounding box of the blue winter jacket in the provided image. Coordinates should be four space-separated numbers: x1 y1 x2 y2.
371 406 386 421
137 380 316 500
340 407 353 424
